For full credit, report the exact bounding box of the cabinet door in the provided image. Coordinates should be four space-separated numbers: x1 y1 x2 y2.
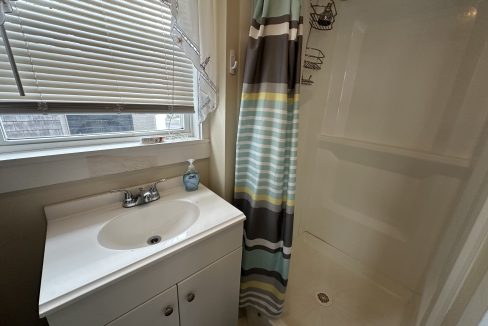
178 248 242 326
106 285 179 326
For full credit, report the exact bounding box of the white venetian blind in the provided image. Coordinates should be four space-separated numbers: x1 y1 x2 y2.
0 0 195 113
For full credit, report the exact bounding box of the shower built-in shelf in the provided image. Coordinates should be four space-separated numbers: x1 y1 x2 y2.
321 199 408 243
317 135 471 175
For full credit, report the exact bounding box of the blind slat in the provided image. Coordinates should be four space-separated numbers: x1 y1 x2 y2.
17 0 173 25
4 41 194 73
0 0 194 113
5 36 194 71
0 77 194 95
4 20 181 57
0 65 194 90
7 2 173 35
0 72 194 90
0 59 194 84
0 102 194 114
4 13 179 54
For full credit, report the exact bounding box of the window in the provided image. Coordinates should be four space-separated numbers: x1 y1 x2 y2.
0 113 190 142
0 0 197 148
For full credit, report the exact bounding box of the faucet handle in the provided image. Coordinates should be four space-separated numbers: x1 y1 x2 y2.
148 179 166 200
110 189 134 205
150 178 167 191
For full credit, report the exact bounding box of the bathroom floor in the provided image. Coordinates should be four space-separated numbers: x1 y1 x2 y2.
239 232 417 326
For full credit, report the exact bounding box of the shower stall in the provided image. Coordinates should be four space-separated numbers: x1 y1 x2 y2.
246 0 488 324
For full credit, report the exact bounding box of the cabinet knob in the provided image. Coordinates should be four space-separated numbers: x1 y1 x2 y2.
186 292 195 302
163 305 174 316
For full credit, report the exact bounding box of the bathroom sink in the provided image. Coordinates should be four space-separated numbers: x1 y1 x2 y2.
98 199 199 250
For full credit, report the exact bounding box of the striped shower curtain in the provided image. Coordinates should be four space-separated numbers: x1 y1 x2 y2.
234 0 303 318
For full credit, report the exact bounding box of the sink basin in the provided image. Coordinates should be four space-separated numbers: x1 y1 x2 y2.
98 200 199 250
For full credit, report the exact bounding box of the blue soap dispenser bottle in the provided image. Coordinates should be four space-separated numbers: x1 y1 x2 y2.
183 159 200 191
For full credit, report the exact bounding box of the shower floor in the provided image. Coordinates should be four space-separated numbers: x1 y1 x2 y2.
240 232 418 326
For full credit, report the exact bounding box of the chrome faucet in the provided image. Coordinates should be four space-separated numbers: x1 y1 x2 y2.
111 179 166 208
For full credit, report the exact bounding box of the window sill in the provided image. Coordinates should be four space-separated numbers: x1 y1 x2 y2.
0 138 210 194
0 138 205 163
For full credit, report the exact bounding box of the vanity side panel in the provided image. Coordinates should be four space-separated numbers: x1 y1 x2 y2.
46 222 243 326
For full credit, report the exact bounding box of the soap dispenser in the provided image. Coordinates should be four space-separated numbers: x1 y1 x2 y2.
183 159 200 191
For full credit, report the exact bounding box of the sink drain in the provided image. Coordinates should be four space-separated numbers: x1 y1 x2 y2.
316 291 332 306
147 235 161 245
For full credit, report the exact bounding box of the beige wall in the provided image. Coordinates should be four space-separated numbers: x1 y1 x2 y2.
208 0 250 202
0 160 209 325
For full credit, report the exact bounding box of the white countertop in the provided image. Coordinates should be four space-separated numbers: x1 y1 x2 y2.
39 178 245 317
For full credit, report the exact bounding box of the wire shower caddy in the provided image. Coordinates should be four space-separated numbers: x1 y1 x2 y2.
301 0 338 86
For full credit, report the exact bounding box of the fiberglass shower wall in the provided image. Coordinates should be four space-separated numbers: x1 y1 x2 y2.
295 0 488 293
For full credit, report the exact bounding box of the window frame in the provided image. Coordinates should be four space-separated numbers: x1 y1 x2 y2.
0 0 201 155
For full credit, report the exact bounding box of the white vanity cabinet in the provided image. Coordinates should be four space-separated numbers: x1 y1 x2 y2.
40 181 245 326
107 248 242 326
45 222 244 326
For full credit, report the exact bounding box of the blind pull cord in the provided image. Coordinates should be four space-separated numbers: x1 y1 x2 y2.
100 0 123 114
0 25 23 96
160 0 175 138
14 0 44 106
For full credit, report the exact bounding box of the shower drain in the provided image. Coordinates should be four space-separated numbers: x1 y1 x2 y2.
316 291 332 307
147 235 161 245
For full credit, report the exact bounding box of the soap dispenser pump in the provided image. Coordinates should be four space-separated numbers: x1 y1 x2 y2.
183 159 200 191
